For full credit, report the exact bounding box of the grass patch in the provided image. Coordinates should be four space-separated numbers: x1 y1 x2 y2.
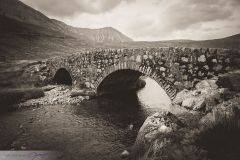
193 108 240 160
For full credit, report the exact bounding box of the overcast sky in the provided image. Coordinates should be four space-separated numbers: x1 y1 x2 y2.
20 0 240 41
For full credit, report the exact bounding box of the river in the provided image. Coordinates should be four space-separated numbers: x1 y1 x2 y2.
65 77 172 159
0 77 172 160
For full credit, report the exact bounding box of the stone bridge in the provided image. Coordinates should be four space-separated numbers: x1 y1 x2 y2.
42 47 240 99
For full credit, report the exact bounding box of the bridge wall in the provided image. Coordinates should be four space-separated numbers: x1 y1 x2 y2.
44 47 239 99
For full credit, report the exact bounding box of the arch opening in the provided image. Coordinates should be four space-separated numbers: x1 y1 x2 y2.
52 68 72 85
97 69 172 110
97 69 145 95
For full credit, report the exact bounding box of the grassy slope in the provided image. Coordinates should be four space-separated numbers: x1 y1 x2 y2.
0 15 95 60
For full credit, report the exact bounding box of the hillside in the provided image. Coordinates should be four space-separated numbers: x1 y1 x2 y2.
0 15 93 60
0 0 132 43
0 0 239 61
106 34 240 49
0 0 133 60
192 34 240 49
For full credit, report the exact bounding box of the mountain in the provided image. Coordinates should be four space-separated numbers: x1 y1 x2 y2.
0 0 132 60
75 27 133 43
0 0 132 42
0 0 239 61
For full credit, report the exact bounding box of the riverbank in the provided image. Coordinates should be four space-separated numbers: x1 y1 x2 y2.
131 71 240 160
18 85 91 108
0 86 145 160
0 85 94 112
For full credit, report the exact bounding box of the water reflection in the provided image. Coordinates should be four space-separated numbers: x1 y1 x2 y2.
137 77 172 110
71 76 172 159
75 91 147 129
74 76 172 129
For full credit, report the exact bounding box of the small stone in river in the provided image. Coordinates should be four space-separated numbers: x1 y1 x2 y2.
120 150 130 158
129 124 134 130
21 146 26 150
29 117 34 123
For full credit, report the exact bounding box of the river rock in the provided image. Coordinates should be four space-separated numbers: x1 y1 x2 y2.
71 89 96 97
21 146 26 150
129 124 134 130
120 150 130 159
42 85 56 91
182 97 196 109
132 111 184 160
70 90 85 97
195 79 218 93
134 78 146 90
193 98 206 111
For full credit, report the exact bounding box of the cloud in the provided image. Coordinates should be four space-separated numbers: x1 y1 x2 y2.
20 0 240 40
21 0 133 17
159 0 235 32
127 0 240 40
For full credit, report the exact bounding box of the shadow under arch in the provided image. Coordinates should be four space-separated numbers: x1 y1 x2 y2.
95 62 175 100
95 69 172 119
97 69 144 95
52 68 72 85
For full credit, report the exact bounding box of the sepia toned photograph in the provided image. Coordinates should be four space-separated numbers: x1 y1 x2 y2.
0 0 240 160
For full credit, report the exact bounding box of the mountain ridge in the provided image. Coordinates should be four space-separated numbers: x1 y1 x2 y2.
0 0 133 43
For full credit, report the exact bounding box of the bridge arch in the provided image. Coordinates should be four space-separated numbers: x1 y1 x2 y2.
52 68 73 85
94 62 176 100
97 69 144 95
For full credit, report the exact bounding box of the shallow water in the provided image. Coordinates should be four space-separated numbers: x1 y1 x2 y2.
137 77 172 109
0 77 172 160
66 77 172 159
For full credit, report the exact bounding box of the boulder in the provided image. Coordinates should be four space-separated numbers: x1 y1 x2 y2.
193 98 206 111
173 89 191 105
173 78 229 112
132 111 184 160
182 97 196 109
195 79 218 92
